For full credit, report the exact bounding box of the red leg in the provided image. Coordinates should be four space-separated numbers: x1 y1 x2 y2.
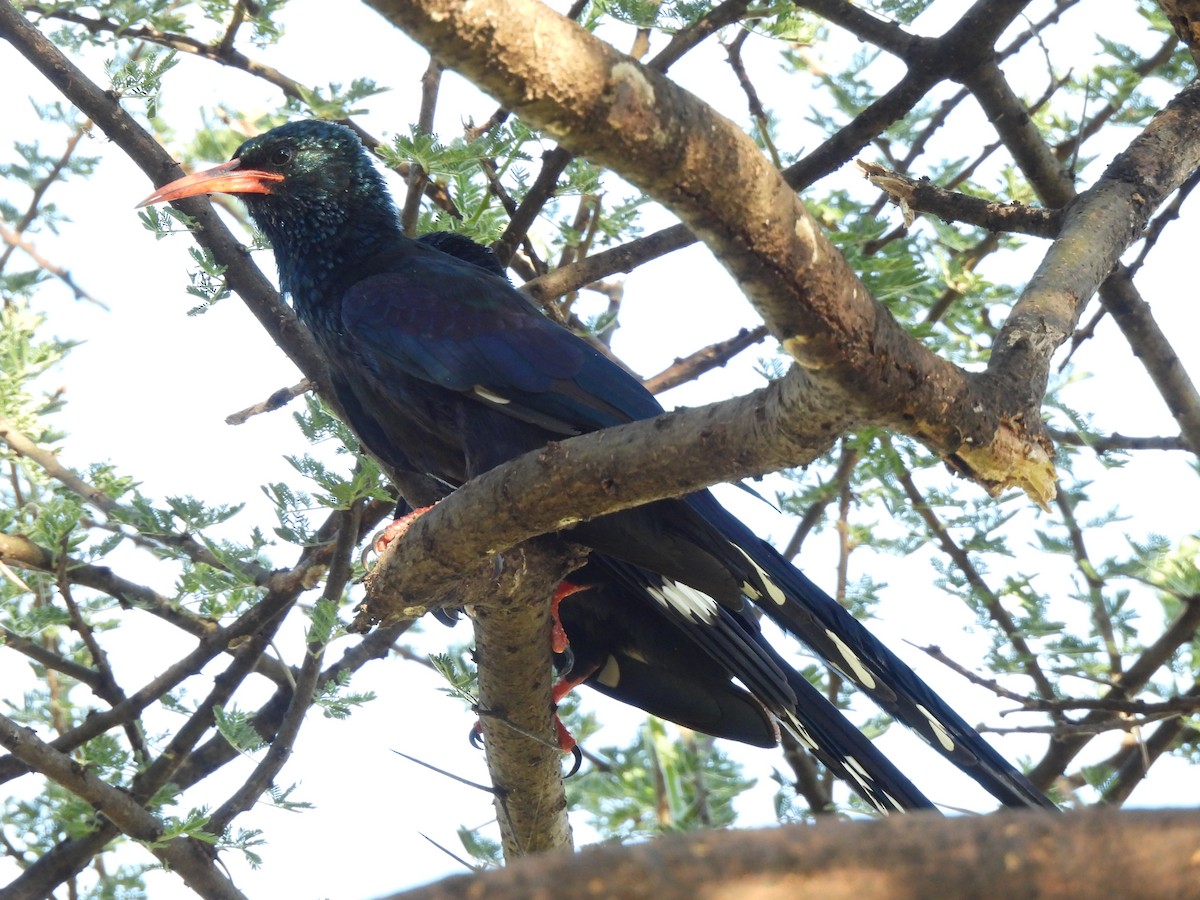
551 663 598 755
552 665 596 705
470 713 584 774
546 581 592 757
467 659 594 753
555 717 577 754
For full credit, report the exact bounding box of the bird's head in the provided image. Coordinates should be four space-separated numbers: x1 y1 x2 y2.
139 120 400 296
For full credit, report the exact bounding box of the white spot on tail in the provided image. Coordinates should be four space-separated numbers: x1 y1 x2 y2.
843 755 869 780
762 576 787 605
825 630 877 689
839 755 872 795
915 704 956 751
836 756 901 815
782 712 818 751
734 546 787 605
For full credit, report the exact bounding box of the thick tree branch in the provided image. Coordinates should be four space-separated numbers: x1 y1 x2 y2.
356 0 1071 507
358 379 846 625
969 54 1200 459
380 808 1200 900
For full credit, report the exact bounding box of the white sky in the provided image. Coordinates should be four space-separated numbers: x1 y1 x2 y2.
1 2 1198 898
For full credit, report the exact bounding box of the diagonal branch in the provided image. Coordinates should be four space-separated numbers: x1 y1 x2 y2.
360 0 1054 503
987 77 1200 452
0 714 249 900
346 4 1200 623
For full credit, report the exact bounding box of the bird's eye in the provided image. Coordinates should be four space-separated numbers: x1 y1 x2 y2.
269 145 293 167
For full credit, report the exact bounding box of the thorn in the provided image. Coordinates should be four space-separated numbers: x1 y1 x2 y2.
417 832 483 873
392 749 495 794
0 560 32 593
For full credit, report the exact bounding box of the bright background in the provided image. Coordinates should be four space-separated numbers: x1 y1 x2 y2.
1 2 1198 897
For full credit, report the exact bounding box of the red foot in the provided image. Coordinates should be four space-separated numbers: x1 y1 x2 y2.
546 581 594 758
373 504 435 554
550 580 587 654
468 709 583 754
466 664 593 768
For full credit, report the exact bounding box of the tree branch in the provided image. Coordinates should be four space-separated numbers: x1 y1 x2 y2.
0 0 327 389
0 715 249 900
470 540 582 857
379 808 1200 900
361 0 1060 501
642 325 769 394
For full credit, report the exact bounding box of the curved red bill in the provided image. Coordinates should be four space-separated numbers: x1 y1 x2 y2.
136 158 284 208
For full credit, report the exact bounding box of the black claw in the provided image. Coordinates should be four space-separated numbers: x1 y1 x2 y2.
468 723 485 750
553 644 575 675
564 745 583 777
433 607 460 627
360 539 378 570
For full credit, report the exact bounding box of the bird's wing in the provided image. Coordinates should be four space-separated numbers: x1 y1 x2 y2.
339 247 662 437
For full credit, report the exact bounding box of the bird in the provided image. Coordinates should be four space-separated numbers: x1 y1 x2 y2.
139 119 1056 813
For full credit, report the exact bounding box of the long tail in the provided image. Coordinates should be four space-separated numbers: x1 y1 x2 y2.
687 492 1057 810
570 556 938 813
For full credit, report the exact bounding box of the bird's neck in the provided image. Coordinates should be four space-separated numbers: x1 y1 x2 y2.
263 198 403 319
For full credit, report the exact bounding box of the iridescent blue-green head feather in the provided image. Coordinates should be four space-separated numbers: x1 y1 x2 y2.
140 119 402 306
